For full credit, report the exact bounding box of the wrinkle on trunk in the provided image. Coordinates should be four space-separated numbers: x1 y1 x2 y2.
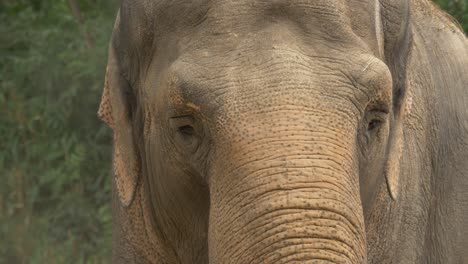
208 130 367 263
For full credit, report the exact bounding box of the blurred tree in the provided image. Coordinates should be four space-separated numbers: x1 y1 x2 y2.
0 0 117 263
67 0 95 48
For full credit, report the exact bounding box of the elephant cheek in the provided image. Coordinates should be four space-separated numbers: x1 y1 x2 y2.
207 147 367 263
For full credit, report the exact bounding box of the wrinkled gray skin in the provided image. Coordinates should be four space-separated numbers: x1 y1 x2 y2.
98 0 468 263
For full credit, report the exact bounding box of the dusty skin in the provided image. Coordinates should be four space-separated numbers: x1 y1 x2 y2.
98 0 468 263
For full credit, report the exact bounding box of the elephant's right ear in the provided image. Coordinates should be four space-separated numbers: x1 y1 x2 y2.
98 41 139 207
379 0 412 200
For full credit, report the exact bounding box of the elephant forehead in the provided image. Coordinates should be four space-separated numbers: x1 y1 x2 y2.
118 0 379 88
190 0 367 44
138 0 383 123
165 28 370 119
170 0 375 74
207 0 350 25
173 41 357 97
166 48 362 128
121 0 374 48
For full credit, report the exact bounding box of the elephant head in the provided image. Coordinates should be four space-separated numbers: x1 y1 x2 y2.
99 0 413 262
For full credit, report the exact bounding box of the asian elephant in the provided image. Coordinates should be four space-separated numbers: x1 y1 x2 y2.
97 0 468 263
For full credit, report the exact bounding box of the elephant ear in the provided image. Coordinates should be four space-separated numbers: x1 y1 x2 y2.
379 0 413 200
98 41 140 207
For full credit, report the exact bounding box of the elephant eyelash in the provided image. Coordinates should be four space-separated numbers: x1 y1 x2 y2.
178 125 195 136
366 101 390 115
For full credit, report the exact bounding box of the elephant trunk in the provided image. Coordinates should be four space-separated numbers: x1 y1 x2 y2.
208 115 367 263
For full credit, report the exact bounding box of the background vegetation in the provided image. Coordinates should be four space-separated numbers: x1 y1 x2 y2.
434 0 468 32
1 0 116 262
0 0 466 263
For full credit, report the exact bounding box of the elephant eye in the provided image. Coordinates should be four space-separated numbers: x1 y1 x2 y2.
178 125 195 136
169 115 201 151
367 119 382 131
363 107 388 139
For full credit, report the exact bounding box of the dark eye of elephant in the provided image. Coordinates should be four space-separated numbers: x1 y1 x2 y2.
367 119 382 131
169 115 201 152
363 108 388 141
178 125 195 137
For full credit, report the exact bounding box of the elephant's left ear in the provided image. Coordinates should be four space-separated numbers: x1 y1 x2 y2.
98 40 140 207
98 66 114 129
380 0 413 200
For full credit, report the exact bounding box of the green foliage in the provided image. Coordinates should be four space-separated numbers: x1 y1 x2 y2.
0 0 465 263
0 0 116 262
434 0 468 33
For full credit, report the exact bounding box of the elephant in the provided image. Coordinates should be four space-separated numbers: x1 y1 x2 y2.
97 0 468 263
